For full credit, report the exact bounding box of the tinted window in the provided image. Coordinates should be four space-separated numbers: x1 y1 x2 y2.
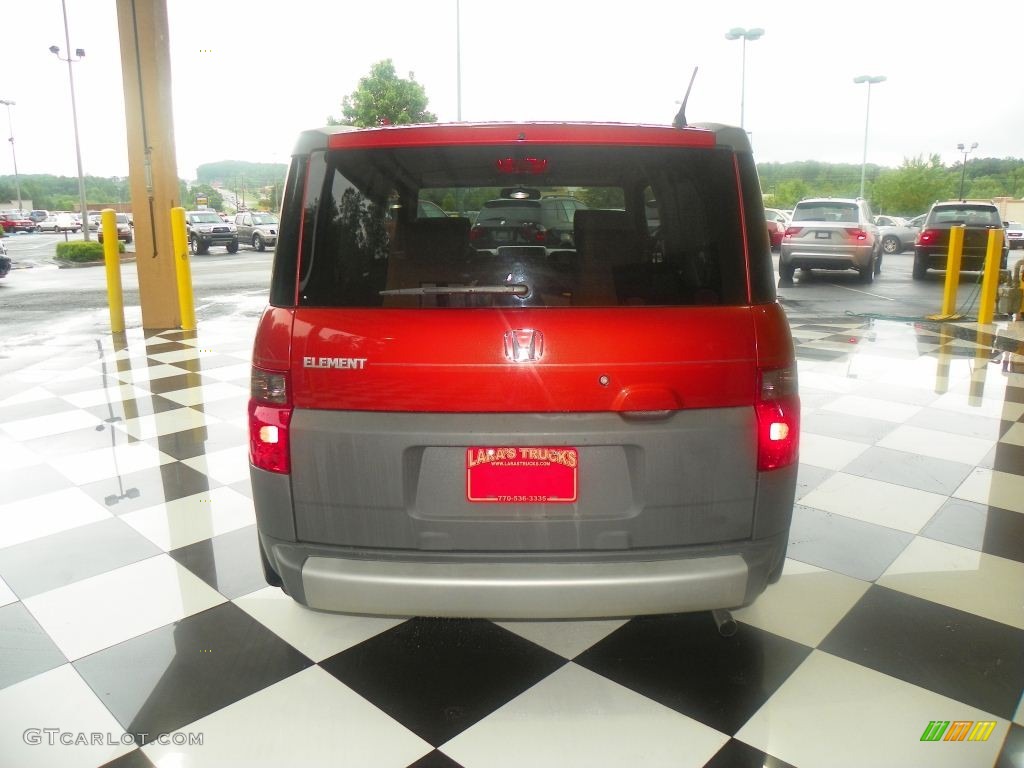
792 202 860 222
927 205 1002 228
293 145 746 308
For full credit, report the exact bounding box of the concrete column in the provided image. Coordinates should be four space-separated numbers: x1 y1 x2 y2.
115 0 182 329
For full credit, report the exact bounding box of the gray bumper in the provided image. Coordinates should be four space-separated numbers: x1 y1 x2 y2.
260 533 787 619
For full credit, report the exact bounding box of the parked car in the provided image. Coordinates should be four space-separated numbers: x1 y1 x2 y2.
469 194 588 252
1005 221 1024 250
248 121 799 621
37 214 62 233
186 210 238 254
28 209 50 223
913 200 1008 279
87 213 102 231
0 238 9 278
0 212 38 233
233 211 279 252
779 197 880 283
764 208 789 250
874 214 919 255
97 213 133 244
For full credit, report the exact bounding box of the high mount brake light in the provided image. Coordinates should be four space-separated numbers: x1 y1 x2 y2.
249 367 292 474
755 366 799 471
495 157 549 175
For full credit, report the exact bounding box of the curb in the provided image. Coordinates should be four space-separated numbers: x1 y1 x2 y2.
56 255 138 269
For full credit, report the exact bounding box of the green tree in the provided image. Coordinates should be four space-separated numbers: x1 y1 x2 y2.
185 184 224 211
772 180 810 208
329 59 437 128
870 155 953 215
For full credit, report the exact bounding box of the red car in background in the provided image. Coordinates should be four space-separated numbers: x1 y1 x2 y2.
764 207 789 250
0 212 38 233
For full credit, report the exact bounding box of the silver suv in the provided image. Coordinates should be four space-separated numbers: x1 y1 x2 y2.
779 197 880 283
233 211 279 252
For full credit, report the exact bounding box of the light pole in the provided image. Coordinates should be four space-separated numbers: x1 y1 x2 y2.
50 0 90 241
957 142 978 199
854 74 886 199
724 27 764 130
0 100 22 213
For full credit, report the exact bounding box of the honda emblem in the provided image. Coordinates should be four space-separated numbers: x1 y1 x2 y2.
504 329 543 362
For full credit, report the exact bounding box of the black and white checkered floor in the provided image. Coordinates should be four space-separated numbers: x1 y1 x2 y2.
1 313 1022 768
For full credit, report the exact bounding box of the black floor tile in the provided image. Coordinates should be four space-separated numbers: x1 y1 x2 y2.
1002 385 1024 405
801 411 898 445
909 407 1008 441
820 585 1024 719
0 602 67 690
795 347 850 362
191 397 247 422
0 463 73 504
99 749 157 768
795 463 832 500
922 498 1024 565
575 613 811 735
405 750 467 768
82 394 187 423
0 519 160 599
319 618 565 747
842 446 974 495
142 341 193 355
78 461 215 514
74 602 311 746
144 421 247 461
787 505 914 581
168 526 267 599
981 441 1024 477
703 739 797 768
142 373 208 396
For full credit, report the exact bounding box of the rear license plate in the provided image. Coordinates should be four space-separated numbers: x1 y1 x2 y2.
815 231 831 239
466 447 578 503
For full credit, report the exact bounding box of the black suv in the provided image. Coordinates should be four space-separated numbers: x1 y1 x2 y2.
913 200 1008 279
186 210 239 254
470 194 588 252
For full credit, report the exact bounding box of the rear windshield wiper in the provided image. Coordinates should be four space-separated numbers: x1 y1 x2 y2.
379 284 529 296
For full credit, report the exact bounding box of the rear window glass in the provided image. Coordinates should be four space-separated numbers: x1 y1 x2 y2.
295 144 746 308
792 202 859 223
926 205 1001 228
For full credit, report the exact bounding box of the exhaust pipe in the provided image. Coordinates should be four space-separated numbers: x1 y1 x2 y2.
711 609 737 637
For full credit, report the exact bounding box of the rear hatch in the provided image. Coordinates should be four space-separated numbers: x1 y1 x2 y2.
266 124 788 555
785 201 867 255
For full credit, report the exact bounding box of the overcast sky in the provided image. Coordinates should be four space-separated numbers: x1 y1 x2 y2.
1 0 1021 182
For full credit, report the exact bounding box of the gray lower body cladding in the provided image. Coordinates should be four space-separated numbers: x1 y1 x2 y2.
251 409 796 617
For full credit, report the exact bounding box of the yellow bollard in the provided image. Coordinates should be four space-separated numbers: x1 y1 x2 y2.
101 209 126 333
171 207 196 330
939 225 964 318
976 228 1004 325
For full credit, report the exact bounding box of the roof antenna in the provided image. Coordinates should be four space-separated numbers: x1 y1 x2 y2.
672 67 699 128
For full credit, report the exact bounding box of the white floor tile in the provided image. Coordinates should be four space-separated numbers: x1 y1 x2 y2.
23 555 225 660
0 665 133 768
114 407 218 440
736 650 1005 768
182 445 250 484
113 363 192 384
495 618 628 659
798 473 947 534
0 488 112 549
794 371 861 394
160 382 247 406
797 433 870 470
732 559 870 648
443 662 728 768
143 666 431 768
234 587 405 662
876 424 995 465
879 537 1024 630
147 348 202 364
821 395 922 424
200 362 252 382
0 385 57 406
0 576 16 607
954 467 1024 514
0 435 44 471
120 487 256 551
47 442 175 486
59 384 151 409
1 409 103 441
1001 422 1024 447
930 390 1024 422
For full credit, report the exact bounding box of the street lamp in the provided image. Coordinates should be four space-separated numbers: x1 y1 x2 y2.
724 27 764 130
957 142 978 199
853 74 886 199
0 100 22 213
50 0 90 241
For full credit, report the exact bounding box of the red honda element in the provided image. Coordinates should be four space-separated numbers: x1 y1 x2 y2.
249 121 799 619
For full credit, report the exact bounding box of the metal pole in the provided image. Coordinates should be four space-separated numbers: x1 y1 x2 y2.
60 0 91 241
740 37 747 130
0 101 22 212
859 82 872 199
959 153 967 199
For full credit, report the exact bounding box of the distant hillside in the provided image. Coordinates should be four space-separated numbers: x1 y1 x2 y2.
196 161 287 187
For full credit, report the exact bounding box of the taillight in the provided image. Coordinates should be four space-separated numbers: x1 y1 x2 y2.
469 225 485 242
784 226 801 238
249 367 292 474
844 228 869 241
755 366 799 471
917 228 940 246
